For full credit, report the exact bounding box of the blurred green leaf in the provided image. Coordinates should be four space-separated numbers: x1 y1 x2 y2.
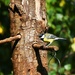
46 0 56 4
0 72 3 75
63 15 69 21
58 67 65 74
48 71 56 75
56 13 63 21
64 64 72 71
51 63 58 71
56 8 62 13
1 0 10 5
55 25 62 33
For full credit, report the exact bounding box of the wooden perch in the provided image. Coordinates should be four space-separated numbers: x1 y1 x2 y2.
0 34 21 44
32 43 59 51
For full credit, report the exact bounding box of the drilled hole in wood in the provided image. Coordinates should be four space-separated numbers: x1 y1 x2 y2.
28 69 30 72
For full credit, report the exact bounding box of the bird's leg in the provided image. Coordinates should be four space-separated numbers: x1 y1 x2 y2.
53 51 61 68
46 42 51 46
48 51 61 75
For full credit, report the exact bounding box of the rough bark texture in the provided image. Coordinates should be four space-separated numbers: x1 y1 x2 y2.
9 0 48 75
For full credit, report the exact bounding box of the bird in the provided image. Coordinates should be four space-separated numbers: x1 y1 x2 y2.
39 33 66 46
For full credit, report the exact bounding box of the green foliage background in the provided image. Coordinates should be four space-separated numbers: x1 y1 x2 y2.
46 0 75 75
0 0 12 75
0 0 75 75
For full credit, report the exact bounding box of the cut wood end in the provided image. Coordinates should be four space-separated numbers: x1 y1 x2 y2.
53 46 59 51
17 34 21 39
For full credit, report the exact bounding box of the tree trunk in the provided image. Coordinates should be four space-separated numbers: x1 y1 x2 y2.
9 0 48 75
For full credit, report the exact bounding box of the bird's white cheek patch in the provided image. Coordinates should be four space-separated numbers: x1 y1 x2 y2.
41 35 45 38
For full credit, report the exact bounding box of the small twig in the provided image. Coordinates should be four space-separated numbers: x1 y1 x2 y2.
0 35 21 44
32 43 59 51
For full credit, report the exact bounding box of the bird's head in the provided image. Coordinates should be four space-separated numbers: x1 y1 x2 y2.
39 33 45 40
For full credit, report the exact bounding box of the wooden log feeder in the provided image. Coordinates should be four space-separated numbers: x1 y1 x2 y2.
0 0 59 75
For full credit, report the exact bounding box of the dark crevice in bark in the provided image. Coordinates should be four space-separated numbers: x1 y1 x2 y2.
34 48 48 75
11 39 20 53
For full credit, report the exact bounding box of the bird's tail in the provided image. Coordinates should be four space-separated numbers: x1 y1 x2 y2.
55 37 66 40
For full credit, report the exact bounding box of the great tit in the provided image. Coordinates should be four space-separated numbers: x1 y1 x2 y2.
39 33 66 46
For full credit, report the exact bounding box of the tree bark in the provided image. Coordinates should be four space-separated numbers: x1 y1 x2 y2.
9 0 48 75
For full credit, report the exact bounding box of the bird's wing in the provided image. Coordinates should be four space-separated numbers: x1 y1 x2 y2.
47 34 57 39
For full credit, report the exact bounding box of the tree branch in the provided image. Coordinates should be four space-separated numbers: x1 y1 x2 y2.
0 34 21 44
32 43 59 51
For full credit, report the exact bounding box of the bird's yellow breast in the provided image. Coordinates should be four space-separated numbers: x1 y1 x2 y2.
44 38 54 43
